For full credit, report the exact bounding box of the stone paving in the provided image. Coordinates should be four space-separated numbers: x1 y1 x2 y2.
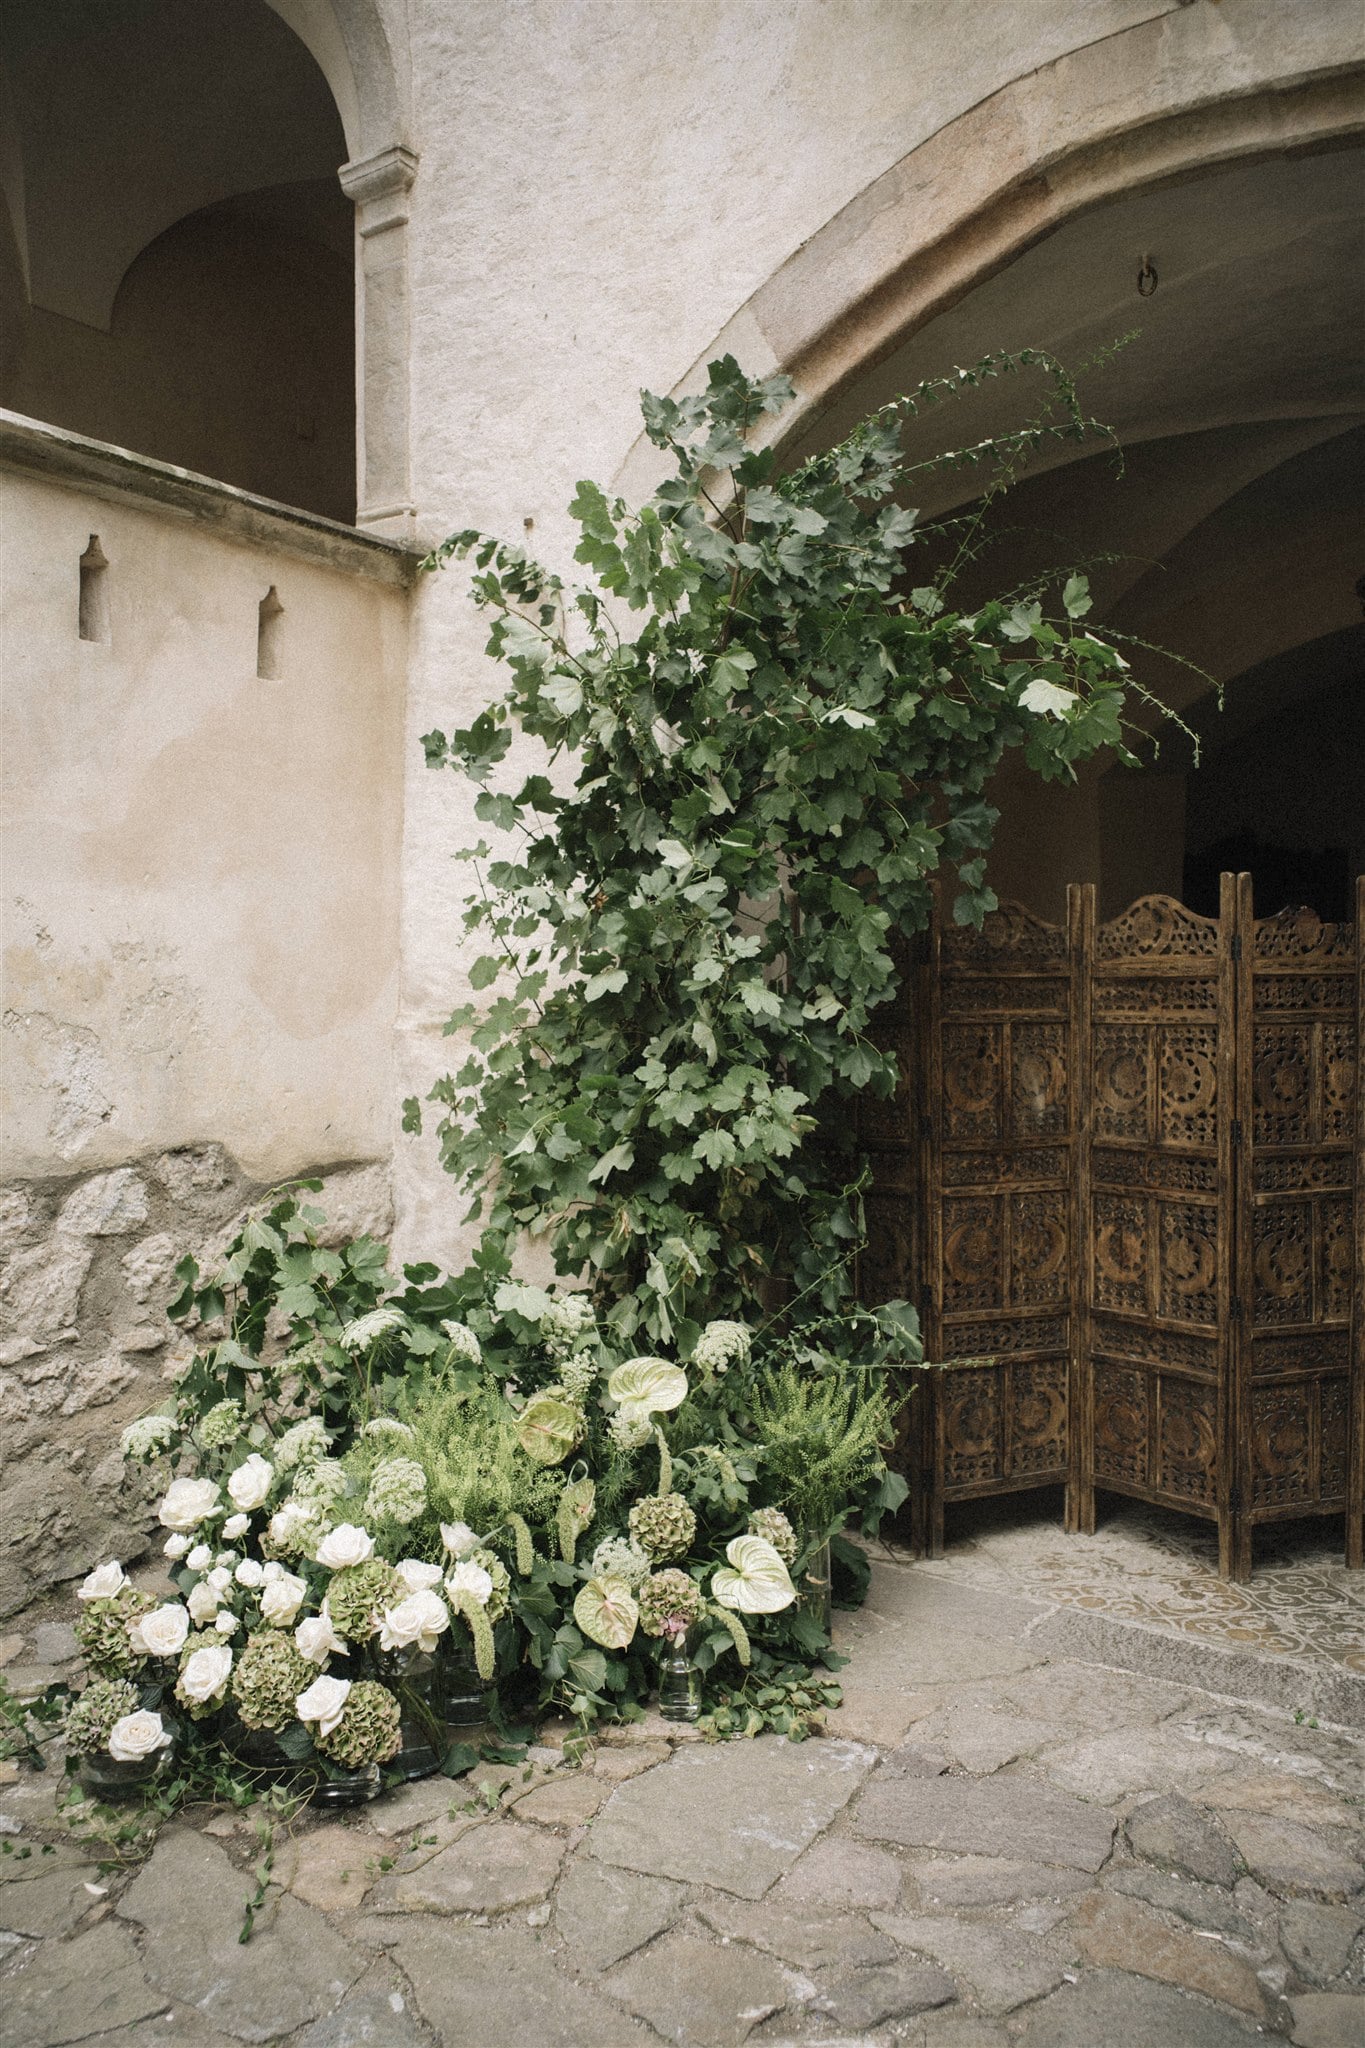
2 1536 1363 2047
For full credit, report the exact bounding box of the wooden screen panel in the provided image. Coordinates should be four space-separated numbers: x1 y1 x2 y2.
1079 887 1236 1565
1235 882 1362 1571
920 899 1079 1518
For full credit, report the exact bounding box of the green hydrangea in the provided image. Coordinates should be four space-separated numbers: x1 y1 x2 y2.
441 1320 482 1368
325 1560 399 1641
316 1679 402 1768
589 1536 651 1589
748 1507 798 1565
63 1677 138 1755
293 1458 348 1505
263 1498 329 1561
363 1456 427 1526
628 1492 697 1562
468 1547 511 1622
75 1591 155 1680
542 1294 595 1361
230 1630 316 1731
692 1320 751 1376
198 1399 244 1450
275 1418 330 1471
637 1568 704 1638
119 1413 177 1462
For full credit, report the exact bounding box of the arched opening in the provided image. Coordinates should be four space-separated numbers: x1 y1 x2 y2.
0 0 357 521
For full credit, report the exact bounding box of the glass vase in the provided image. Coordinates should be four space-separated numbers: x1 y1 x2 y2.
440 1635 488 1732
799 1539 833 1635
219 1712 310 1782
371 1645 446 1781
658 1641 701 1723
75 1745 174 1802
311 1762 382 1807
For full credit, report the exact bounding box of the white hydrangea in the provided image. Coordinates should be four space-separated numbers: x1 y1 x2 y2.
119 1414 177 1462
692 1320 752 1377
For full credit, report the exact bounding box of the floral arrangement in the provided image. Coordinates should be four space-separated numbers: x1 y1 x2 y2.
46 1187 911 1797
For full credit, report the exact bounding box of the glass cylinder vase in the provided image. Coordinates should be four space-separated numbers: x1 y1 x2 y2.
658 1641 701 1723
440 1636 487 1733
219 1712 309 1782
798 1539 833 1636
311 1762 382 1807
371 1645 446 1781
75 1744 174 1803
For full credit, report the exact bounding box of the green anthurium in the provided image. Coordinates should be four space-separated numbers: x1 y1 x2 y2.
711 1533 796 1614
573 1574 639 1649
607 1357 688 1424
516 1392 583 1466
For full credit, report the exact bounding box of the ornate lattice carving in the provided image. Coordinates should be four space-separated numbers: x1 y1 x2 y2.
1158 1026 1219 1149
860 1195 915 1305
1011 1189 1067 1305
1091 1316 1214 1374
1158 1202 1218 1327
1011 1022 1067 1137
1097 896 1218 962
1252 1204 1313 1327
1007 1360 1068 1475
1321 1197 1353 1322
942 1316 1066 1355
941 1023 1002 1140
1157 1378 1217 1502
1254 1154 1351 1194
1320 1378 1349 1500
943 1148 1067 1187
1094 974 1217 1014
942 1196 1004 1312
941 976 1069 1014
1093 1026 1148 1142
1250 1387 1313 1507
1089 1149 1217 1194
1094 1194 1146 1315
1253 1024 1314 1147
1250 1330 1349 1377
942 902 1066 965
942 1369 1003 1487
1093 1364 1148 1484
1323 1021 1356 1143
1254 906 1353 962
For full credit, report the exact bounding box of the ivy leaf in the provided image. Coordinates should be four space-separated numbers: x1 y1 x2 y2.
583 968 628 1002
1062 573 1092 618
693 1128 736 1170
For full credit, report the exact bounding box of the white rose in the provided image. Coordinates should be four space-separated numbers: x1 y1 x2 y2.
394 1558 444 1594
296 1673 351 1737
260 1572 307 1626
445 1560 494 1608
234 1559 265 1589
129 1603 190 1658
215 1552 238 1569
262 1561 285 1583
77 1561 127 1602
315 1524 374 1570
158 1477 220 1531
222 1514 249 1541
107 1710 172 1763
179 1643 233 1705
379 1590 450 1655
227 1454 274 1512
206 1567 232 1594
440 1521 478 1559
187 1582 220 1624
186 1544 212 1572
295 1614 348 1666
215 1611 240 1636
163 1534 191 1560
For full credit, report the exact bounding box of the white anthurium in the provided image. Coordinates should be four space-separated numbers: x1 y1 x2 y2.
1019 679 1077 719
107 1711 172 1762
711 1534 797 1614
77 1561 127 1602
445 1560 493 1608
315 1524 374 1570
607 1358 688 1429
295 1613 348 1666
129 1603 190 1658
440 1522 479 1559
226 1455 274 1512
394 1558 445 1594
573 1575 639 1650
379 1589 450 1655
158 1477 221 1531
296 1674 351 1738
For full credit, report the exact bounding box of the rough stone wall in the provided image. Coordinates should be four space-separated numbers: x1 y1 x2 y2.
0 1148 393 1618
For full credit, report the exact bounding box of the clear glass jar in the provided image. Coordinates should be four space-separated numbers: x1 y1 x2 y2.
219 1712 309 1781
798 1538 833 1635
441 1636 487 1732
658 1642 701 1723
311 1762 382 1807
75 1745 174 1802
372 1645 446 1781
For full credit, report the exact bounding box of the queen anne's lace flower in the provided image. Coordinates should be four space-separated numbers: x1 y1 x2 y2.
275 1418 330 1471
747 1507 798 1565
63 1678 138 1755
120 1414 176 1462
363 1417 414 1444
198 1399 244 1450
231 1629 317 1730
589 1537 651 1589
314 1679 402 1768
363 1457 427 1526
560 1352 599 1400
692 1320 751 1376
608 1408 653 1454
628 1492 697 1562
440 1320 482 1368
338 1306 408 1354
541 1293 595 1360
292 1459 348 1506
638 1568 703 1639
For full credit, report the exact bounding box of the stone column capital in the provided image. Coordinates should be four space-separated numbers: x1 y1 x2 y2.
339 145 420 234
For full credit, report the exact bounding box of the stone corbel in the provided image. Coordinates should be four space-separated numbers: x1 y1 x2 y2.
339 145 420 541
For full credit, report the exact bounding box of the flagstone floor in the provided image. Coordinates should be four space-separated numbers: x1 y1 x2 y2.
2 1515 1362 2048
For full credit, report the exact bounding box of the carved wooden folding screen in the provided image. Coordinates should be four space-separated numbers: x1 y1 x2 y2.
878 875 1362 1578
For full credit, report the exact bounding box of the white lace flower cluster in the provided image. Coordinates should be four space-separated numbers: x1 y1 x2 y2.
541 1293 596 1362
441 1320 482 1368
691 1320 751 1377
363 1456 427 1526
589 1536 651 1589
275 1417 330 1471
119 1413 176 1462
339 1306 408 1354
